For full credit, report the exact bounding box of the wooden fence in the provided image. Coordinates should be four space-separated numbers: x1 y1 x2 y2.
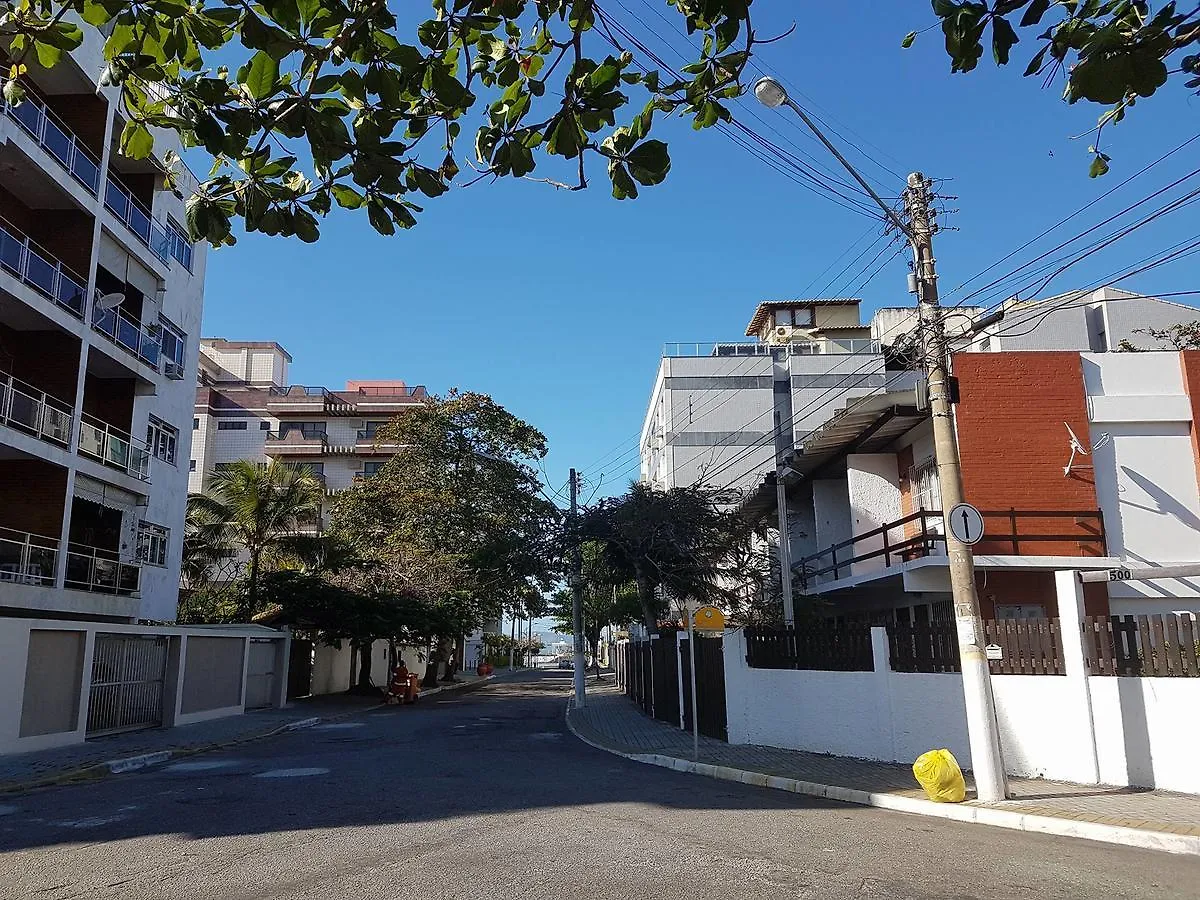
887 619 1066 675
744 624 874 672
1083 614 1200 677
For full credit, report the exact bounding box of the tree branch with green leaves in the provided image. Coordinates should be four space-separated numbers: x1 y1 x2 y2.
0 0 757 244
906 1 1200 176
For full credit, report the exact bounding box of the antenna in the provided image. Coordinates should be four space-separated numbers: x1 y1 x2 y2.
95 292 125 311
1063 423 1111 476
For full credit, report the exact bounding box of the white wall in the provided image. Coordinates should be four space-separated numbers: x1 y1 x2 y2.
846 454 902 577
812 479 852 559
724 621 1200 793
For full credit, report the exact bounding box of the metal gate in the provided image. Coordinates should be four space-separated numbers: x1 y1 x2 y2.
681 634 728 741
87 634 169 736
244 639 277 709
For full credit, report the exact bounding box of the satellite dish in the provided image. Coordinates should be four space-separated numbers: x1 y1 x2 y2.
95 292 126 311
1063 422 1110 475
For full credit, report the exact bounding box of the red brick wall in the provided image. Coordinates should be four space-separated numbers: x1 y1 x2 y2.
1179 352 1200 491
953 352 1104 557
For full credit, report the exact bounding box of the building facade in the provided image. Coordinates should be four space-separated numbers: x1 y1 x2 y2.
742 290 1200 621
191 339 427 529
0 29 206 622
641 299 906 497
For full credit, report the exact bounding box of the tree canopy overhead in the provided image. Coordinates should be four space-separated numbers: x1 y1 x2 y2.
3 0 758 243
912 1 1200 175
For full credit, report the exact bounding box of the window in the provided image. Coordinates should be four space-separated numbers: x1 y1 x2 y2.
217 420 248 431
911 459 942 515
363 461 386 477
165 219 194 271
193 417 200 430
136 521 169 568
260 421 271 430
146 415 178 466
360 421 388 439
189 460 196 472
159 319 187 379
774 308 814 328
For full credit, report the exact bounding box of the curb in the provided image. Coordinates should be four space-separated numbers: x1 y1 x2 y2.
564 703 1200 858
0 675 498 795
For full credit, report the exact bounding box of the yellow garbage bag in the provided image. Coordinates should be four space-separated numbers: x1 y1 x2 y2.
912 749 966 803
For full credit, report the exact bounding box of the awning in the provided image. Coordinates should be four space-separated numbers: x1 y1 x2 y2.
792 390 926 477
73 475 139 512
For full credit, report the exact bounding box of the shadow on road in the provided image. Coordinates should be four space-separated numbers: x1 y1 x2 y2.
0 669 845 852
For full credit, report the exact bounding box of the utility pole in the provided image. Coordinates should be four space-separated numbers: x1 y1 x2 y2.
569 468 587 707
904 173 1007 803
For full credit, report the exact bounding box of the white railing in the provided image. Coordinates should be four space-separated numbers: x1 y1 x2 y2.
65 542 140 596
0 370 73 445
91 300 162 369
5 92 101 194
663 339 881 358
78 413 151 482
0 526 58 586
0 215 88 318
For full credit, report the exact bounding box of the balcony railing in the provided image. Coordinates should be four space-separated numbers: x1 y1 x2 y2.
664 339 880 358
65 541 140 596
0 370 73 445
104 175 171 265
797 508 1106 588
269 385 334 399
0 215 88 318
0 525 58 586
91 300 162 369
5 93 101 194
77 413 151 482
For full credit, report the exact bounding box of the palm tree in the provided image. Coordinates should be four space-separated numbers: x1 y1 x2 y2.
190 460 323 617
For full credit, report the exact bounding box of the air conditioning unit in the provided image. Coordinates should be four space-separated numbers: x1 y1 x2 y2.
770 325 795 344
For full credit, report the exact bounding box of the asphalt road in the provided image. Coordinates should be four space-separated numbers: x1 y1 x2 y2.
2 670 1196 899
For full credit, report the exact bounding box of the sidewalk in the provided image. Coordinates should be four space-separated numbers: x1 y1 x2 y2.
1 673 492 792
567 681 1200 856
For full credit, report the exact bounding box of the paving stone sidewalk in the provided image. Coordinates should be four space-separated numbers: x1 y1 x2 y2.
568 680 1200 837
1 673 492 791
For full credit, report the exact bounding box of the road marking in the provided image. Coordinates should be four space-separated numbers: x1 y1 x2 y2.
253 767 330 779
53 814 128 829
165 760 242 772
314 723 365 730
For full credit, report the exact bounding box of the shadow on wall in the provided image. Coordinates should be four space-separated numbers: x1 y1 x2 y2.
0 673 850 854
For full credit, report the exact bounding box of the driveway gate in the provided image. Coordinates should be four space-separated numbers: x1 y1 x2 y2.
87 633 169 735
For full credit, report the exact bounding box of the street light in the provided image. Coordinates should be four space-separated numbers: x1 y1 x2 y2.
752 76 788 109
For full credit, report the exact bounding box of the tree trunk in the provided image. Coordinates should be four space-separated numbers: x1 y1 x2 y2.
443 635 462 682
422 639 443 688
353 639 375 693
244 547 262 620
636 570 657 635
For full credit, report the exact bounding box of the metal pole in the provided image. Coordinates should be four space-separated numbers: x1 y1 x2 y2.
508 610 516 671
686 601 700 761
774 410 795 625
570 468 587 707
905 172 1008 802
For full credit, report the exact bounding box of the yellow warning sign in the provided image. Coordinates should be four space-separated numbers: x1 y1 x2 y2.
693 606 725 631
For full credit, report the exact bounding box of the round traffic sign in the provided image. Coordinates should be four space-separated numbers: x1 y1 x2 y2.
946 502 985 546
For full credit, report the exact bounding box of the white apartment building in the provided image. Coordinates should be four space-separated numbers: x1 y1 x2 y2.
191 339 427 527
0 29 206 622
640 299 911 497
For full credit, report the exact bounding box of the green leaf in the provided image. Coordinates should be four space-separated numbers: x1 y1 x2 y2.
991 17 1019 65
243 51 279 101
119 120 154 159
1023 45 1049 77
1089 152 1111 178
293 209 320 242
901 31 917 49
33 42 62 69
626 139 670 186
1020 0 1051 27
609 161 637 200
332 184 364 209
3 79 25 107
367 199 395 235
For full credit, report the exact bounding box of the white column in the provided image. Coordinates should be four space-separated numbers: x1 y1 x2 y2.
1055 569 1101 784
272 631 292 709
870 626 898 762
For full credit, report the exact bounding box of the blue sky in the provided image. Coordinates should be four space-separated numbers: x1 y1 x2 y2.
198 3 1200 504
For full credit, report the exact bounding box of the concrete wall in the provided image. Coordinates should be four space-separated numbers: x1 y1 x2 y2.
724 573 1200 793
0 618 288 755
19 629 85 737
846 453 902 577
180 636 245 715
813 478 852 556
